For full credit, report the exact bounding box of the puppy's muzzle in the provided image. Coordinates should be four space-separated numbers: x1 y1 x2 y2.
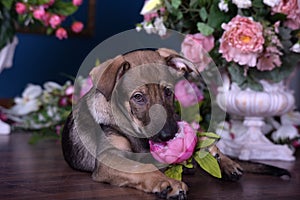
152 119 179 143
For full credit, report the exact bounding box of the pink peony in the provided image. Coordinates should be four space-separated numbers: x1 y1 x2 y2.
33 6 46 20
272 0 300 30
219 15 265 67
55 28 68 40
181 33 214 72
149 121 198 164
73 0 83 6
15 2 27 14
49 14 62 28
175 80 204 107
71 21 84 33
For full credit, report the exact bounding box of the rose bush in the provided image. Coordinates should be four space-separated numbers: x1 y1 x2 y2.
0 0 84 49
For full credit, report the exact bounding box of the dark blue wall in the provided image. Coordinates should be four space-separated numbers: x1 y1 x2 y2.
0 0 144 97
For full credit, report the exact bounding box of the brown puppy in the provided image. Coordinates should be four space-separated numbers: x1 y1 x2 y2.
61 48 243 199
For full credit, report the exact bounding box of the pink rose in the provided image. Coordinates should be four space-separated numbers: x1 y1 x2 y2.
33 6 46 20
175 80 204 107
71 21 84 33
41 12 51 26
219 15 265 67
149 121 197 164
73 0 83 6
181 33 214 72
272 0 300 30
15 2 27 14
49 14 62 28
55 28 68 40
80 76 93 97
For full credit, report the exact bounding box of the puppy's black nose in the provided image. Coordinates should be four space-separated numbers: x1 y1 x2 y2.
159 130 175 142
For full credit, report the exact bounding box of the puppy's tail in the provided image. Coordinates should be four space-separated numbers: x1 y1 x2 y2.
234 159 291 179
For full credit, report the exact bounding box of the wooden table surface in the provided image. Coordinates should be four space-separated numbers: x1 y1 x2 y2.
1 132 300 200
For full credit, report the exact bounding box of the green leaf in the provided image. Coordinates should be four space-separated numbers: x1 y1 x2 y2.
165 165 183 181
199 7 208 21
197 138 216 149
197 22 214 36
46 27 54 35
194 151 222 178
171 0 181 9
207 2 235 31
198 132 221 139
1 0 14 9
252 0 265 8
51 1 78 16
183 163 194 169
228 64 247 85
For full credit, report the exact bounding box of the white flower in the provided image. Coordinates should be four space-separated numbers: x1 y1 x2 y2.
136 24 143 32
143 22 156 34
263 0 280 7
218 0 229 12
10 84 42 116
44 81 62 93
271 125 299 141
140 0 163 15
290 43 300 53
232 0 252 8
154 17 167 36
0 119 10 135
281 111 300 126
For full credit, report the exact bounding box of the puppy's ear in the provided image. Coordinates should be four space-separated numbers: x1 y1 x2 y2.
157 48 199 76
90 55 130 101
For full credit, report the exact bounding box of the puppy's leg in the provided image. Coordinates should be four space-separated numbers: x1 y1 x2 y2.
93 134 188 199
209 144 243 181
93 161 188 199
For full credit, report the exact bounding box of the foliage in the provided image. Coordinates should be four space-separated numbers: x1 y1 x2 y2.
137 0 300 90
0 0 83 49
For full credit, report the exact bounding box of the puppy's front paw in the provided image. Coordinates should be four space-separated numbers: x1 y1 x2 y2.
220 157 243 181
153 179 188 199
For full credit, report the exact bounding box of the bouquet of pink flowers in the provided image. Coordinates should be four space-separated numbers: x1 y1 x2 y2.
137 0 300 90
0 0 84 50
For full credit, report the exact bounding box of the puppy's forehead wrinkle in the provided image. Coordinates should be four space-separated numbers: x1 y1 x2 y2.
116 64 179 96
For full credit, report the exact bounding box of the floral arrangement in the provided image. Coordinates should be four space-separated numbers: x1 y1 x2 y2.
136 0 300 178
0 0 84 50
0 76 92 142
137 0 300 91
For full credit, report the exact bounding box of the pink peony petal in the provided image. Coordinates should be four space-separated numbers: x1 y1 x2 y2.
149 121 197 164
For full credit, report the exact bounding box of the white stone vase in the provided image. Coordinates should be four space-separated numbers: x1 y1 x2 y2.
0 36 18 73
216 75 295 161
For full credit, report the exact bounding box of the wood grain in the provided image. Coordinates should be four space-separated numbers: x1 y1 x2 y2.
0 133 299 200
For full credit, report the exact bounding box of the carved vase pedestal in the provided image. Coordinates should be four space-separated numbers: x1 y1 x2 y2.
216 76 295 161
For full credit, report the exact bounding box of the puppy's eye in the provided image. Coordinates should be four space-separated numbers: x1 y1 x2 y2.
164 87 173 97
133 92 145 103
